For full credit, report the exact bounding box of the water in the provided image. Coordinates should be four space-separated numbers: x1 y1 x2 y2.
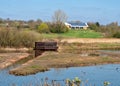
0 64 120 86
0 50 120 86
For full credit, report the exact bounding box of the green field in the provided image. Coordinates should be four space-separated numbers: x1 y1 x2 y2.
41 29 103 38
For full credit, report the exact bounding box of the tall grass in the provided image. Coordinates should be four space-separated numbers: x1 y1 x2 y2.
9 77 110 86
0 29 41 48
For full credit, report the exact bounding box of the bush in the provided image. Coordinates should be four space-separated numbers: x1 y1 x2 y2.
88 23 100 32
88 22 120 38
37 23 50 33
113 32 120 38
49 23 69 33
0 29 40 48
15 31 40 47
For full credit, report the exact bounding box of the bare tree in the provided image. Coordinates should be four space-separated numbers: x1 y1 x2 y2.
52 9 67 24
51 10 68 33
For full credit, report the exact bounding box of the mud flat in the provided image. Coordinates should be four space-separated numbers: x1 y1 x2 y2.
9 50 120 76
0 53 29 69
9 38 120 76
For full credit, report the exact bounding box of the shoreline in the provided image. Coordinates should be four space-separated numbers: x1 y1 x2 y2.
0 53 29 69
0 38 120 76
9 49 120 76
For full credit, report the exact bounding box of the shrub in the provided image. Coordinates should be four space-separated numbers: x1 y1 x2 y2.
0 29 41 48
113 32 120 38
37 23 50 33
49 23 69 33
0 29 14 47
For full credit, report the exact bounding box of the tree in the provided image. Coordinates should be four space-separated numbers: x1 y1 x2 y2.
37 23 49 33
95 22 100 27
36 19 42 24
27 19 35 29
52 9 67 24
51 10 68 33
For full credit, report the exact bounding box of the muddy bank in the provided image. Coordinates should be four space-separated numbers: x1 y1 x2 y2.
0 53 29 69
9 50 120 76
9 39 120 76
0 48 30 53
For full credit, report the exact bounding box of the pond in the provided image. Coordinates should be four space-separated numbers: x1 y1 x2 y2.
0 64 120 86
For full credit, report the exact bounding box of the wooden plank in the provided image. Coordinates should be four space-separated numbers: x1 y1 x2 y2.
34 42 58 50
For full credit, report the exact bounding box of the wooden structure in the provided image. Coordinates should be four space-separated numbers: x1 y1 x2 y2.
34 42 58 57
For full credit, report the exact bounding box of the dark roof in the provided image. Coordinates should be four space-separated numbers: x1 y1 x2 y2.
68 22 87 27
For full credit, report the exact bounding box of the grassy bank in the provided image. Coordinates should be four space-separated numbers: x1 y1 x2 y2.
9 42 120 76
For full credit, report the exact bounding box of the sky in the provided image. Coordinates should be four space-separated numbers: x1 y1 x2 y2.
0 0 120 25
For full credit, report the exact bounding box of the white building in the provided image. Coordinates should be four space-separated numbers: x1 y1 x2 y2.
65 22 88 30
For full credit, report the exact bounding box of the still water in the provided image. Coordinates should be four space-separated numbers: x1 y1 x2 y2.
0 64 120 86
